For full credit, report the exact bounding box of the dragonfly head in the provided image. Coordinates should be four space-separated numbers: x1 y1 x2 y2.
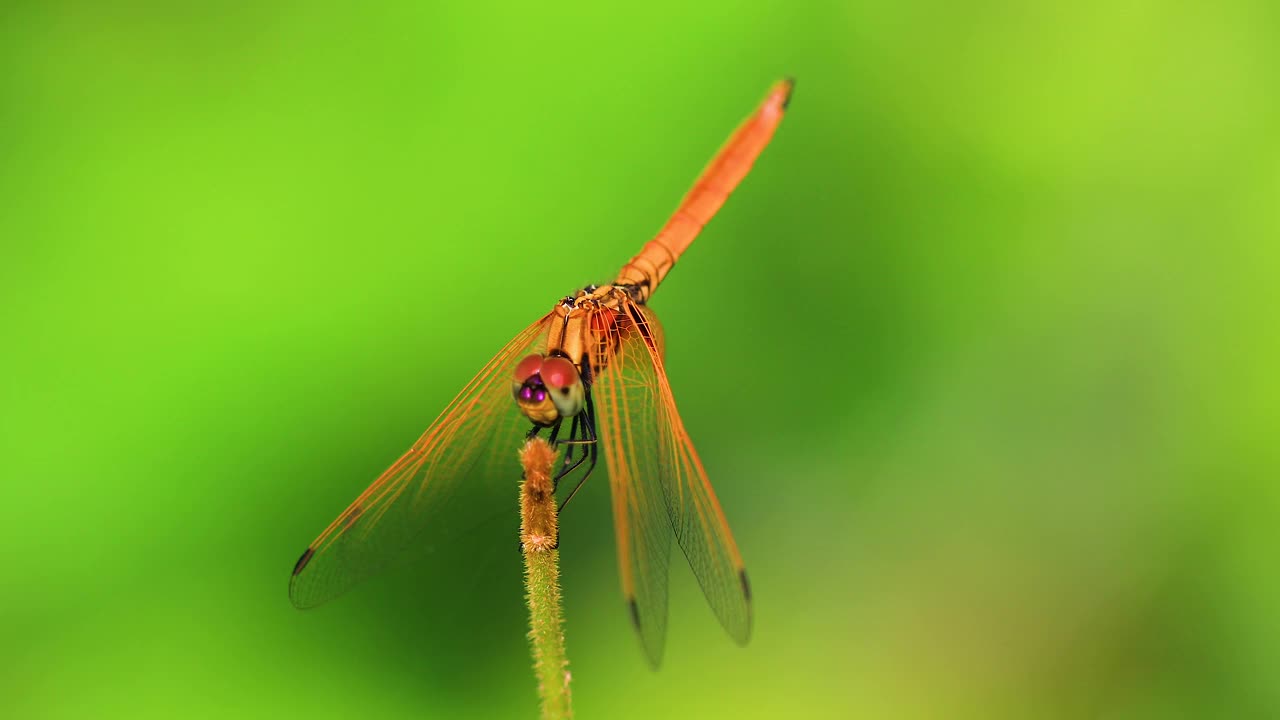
513 354 585 426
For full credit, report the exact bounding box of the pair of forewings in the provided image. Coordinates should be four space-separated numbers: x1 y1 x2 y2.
289 298 748 667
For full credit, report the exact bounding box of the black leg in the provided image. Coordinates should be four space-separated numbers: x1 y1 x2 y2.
546 417 565 445
553 409 592 489
561 414 580 468
555 442 591 487
557 388 599 513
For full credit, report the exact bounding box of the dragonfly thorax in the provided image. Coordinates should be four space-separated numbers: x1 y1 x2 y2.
569 283 643 308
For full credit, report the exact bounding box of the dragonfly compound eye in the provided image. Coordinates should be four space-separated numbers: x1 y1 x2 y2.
540 356 586 419
513 354 544 385
512 354 559 426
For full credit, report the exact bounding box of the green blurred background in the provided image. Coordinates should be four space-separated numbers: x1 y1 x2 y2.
3 2 1277 718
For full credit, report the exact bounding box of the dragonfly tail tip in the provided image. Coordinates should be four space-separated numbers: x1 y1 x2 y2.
779 77 796 110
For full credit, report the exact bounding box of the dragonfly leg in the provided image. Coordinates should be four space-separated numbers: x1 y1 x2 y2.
528 416 590 489
554 441 591 488
560 414 580 468
546 417 566 444
557 389 599 513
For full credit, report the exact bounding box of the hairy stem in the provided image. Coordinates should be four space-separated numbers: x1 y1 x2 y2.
520 437 572 719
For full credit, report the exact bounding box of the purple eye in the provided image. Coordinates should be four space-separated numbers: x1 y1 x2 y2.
513 354 560 426
519 385 547 403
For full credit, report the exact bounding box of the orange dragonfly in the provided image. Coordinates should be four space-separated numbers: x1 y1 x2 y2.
290 79 793 667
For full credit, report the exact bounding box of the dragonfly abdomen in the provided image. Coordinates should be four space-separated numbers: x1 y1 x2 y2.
615 237 679 304
614 78 794 306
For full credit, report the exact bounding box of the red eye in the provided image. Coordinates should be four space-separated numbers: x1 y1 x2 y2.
540 357 578 389
514 355 544 382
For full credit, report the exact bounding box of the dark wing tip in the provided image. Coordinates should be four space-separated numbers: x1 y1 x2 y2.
292 547 315 576
627 597 664 671
735 568 755 646
628 596 642 631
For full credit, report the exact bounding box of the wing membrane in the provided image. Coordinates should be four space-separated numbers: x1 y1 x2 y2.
592 301 751 667
289 314 553 608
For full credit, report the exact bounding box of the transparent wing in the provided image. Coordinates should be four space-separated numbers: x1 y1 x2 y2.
289 314 554 609
591 304 674 667
591 301 751 668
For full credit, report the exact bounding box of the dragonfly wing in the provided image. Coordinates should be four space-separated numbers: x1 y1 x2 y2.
592 301 751 667
591 304 674 667
289 314 554 609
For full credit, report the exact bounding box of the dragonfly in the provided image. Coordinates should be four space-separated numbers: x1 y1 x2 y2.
290 79 794 667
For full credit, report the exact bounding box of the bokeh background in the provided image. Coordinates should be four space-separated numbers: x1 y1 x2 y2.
3 2 1277 718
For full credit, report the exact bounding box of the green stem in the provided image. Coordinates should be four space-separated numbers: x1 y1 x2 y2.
520 438 572 719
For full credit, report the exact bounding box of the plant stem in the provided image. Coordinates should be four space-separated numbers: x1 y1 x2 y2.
520 437 572 719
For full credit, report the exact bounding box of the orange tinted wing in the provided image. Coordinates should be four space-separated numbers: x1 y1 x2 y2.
616 79 794 302
592 301 751 667
289 314 553 608
591 304 674 667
